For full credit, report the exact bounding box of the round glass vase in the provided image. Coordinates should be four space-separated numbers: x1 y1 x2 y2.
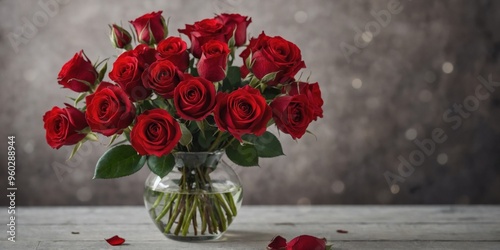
144 150 243 241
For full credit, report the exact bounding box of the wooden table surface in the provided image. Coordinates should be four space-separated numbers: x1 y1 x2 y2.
1 206 499 249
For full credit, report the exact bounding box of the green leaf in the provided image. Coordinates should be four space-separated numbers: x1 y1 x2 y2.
242 131 284 158
85 132 99 142
260 71 278 83
245 51 254 70
179 123 193 146
93 145 146 179
147 154 175 178
325 245 333 250
97 62 107 82
73 92 87 106
198 131 215 149
68 140 84 160
226 141 259 167
190 67 199 77
226 66 241 86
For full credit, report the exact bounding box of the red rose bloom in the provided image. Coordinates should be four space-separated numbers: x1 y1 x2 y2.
214 85 272 141
58 50 97 92
270 94 314 140
240 32 305 86
109 24 132 49
142 59 183 99
284 82 323 120
179 18 227 58
43 104 88 149
85 82 135 136
130 109 181 157
216 13 251 47
174 76 216 121
129 11 167 45
197 40 230 82
125 44 157 68
286 235 326 250
109 47 153 101
156 37 190 72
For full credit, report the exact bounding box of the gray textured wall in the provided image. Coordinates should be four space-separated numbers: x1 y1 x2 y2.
1 0 499 206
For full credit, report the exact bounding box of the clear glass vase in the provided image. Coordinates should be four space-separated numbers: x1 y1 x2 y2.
144 150 243 241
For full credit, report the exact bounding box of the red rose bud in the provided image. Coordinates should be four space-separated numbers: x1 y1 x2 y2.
58 50 98 92
85 82 136 136
284 82 324 120
286 235 327 250
142 59 183 99
109 24 132 49
197 40 230 82
240 32 305 86
214 85 272 141
216 13 251 47
179 18 227 58
156 36 190 72
109 47 153 101
43 104 88 149
130 11 167 45
174 76 216 121
271 94 314 140
130 109 181 157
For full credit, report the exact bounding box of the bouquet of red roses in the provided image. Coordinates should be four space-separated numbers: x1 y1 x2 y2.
43 11 323 238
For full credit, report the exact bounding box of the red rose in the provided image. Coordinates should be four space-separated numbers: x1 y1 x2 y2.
109 24 132 49
174 75 216 121
216 13 251 47
240 32 305 86
58 50 97 92
286 235 326 250
126 44 157 68
284 82 323 120
179 18 227 58
43 104 88 149
85 82 135 136
129 11 167 45
142 59 183 99
156 37 190 72
270 94 314 139
109 48 153 101
214 85 272 141
197 40 230 82
130 109 181 157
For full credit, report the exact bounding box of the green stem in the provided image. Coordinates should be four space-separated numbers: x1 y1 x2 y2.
151 192 165 209
225 192 238 216
182 197 198 236
216 193 233 224
155 193 174 222
208 131 224 152
164 195 182 233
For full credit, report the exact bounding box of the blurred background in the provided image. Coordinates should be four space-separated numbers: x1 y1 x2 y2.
1 0 499 206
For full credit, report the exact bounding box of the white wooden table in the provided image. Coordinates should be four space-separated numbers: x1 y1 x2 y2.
1 206 499 249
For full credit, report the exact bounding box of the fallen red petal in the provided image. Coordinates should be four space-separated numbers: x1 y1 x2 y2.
336 229 348 234
267 235 287 250
286 235 326 250
105 235 125 246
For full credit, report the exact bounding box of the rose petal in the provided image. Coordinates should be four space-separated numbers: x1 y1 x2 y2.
267 235 287 250
105 235 125 246
286 235 326 250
